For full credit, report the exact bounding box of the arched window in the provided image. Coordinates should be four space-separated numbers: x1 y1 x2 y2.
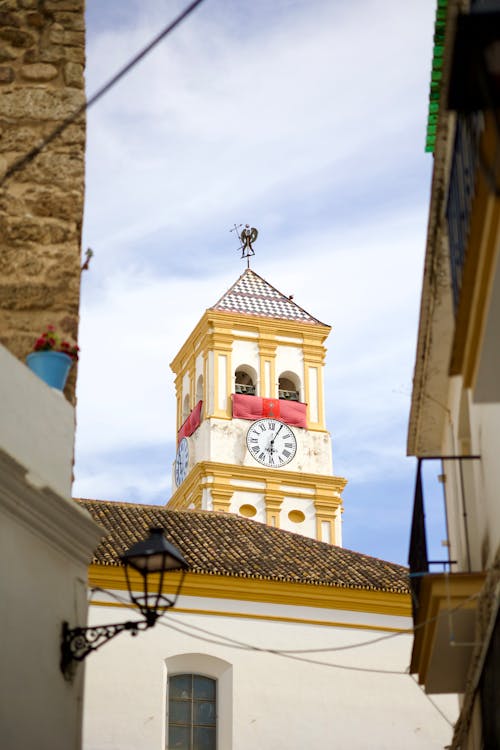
166 654 232 750
196 374 204 404
278 371 300 401
182 394 190 421
234 365 257 396
167 674 216 750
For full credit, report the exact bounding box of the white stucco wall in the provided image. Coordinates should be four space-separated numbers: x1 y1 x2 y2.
230 490 266 522
441 375 500 572
0 344 75 498
280 494 316 536
232 339 259 387
275 344 304 398
470 402 500 568
83 593 458 750
0 344 102 750
189 418 332 475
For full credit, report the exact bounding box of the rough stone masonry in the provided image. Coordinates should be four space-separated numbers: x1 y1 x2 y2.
0 0 86 403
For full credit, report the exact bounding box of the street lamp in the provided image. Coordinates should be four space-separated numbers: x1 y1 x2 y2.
60 527 188 678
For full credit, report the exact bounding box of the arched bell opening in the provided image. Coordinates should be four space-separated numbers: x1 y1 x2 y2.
278 371 300 402
234 365 257 396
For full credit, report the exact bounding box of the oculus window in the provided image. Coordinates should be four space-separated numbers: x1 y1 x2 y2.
168 673 216 750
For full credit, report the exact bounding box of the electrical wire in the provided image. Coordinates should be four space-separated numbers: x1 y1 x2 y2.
409 674 455 728
156 615 407 675
90 586 480 667
0 0 207 188
133 588 481 655
89 586 460 728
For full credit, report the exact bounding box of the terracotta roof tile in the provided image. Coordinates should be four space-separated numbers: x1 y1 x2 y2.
210 268 327 326
78 499 409 594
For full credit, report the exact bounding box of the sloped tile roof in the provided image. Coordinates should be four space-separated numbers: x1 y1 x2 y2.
78 499 408 594
210 268 327 326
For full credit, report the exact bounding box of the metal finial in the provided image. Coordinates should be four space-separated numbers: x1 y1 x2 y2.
231 223 258 268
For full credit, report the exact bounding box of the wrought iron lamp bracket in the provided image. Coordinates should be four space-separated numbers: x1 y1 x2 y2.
61 618 152 677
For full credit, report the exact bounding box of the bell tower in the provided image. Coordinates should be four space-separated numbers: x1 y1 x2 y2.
168 254 346 545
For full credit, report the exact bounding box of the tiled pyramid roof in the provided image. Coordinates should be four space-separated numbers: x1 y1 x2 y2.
78 499 408 594
210 268 327 326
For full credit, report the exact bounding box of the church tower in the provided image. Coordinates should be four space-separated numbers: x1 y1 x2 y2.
168 255 346 545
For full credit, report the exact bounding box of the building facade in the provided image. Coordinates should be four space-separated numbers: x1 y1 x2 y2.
80 499 457 750
407 1 500 748
80 268 457 749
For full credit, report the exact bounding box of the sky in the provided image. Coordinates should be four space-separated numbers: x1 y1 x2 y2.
73 0 444 565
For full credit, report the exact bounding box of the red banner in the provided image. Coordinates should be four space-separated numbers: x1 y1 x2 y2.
178 400 203 443
232 393 306 428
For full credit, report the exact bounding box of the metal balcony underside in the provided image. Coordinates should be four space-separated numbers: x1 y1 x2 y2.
408 457 485 693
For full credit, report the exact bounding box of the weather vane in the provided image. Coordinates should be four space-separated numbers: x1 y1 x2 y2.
230 223 259 268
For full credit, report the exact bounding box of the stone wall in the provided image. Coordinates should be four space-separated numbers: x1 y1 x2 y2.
0 0 86 403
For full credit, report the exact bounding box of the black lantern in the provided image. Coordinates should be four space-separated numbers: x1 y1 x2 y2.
60 527 188 677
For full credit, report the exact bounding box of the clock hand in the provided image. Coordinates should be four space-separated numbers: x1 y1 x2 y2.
270 423 284 446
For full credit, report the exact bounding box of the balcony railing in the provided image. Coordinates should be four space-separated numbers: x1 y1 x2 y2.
446 113 483 313
408 455 481 619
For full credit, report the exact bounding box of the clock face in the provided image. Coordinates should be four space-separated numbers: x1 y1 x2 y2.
175 438 189 486
246 419 297 468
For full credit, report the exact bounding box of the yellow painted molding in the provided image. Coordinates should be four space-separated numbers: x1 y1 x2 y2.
168 460 348 511
316 516 334 544
170 310 331 377
212 350 232 419
211 484 233 512
88 565 411 618
90 599 409 634
265 483 283 527
317 363 326 428
189 367 195 411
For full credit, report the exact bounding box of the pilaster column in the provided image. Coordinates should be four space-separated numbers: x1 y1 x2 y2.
188 364 195 411
174 373 183 433
314 488 343 544
207 327 233 419
211 486 234 513
191 487 203 510
265 481 284 527
303 337 327 430
259 334 277 399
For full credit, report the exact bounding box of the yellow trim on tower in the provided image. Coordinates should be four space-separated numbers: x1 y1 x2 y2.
168 460 347 513
259 335 277 399
170 309 331 431
265 480 284 527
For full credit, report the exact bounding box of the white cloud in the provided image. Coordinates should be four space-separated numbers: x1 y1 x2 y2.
75 0 437 561
82 0 435 261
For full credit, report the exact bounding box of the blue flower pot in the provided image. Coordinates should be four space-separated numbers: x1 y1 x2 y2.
26 351 73 391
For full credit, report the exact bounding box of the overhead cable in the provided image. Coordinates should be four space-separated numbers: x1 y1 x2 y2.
0 0 206 188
